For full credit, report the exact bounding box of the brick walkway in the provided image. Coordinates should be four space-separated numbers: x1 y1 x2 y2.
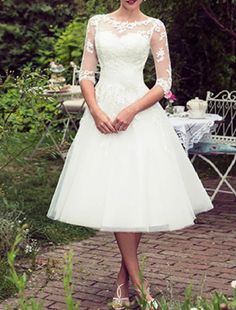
1 178 235 310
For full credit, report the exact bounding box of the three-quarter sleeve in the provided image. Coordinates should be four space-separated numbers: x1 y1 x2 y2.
79 16 98 84
150 19 172 96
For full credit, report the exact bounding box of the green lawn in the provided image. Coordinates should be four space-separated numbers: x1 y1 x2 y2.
0 131 96 244
0 131 96 299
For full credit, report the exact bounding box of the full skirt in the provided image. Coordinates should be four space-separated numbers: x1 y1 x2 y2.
47 82 213 232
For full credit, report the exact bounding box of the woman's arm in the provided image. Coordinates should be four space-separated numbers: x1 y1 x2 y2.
130 19 172 113
113 20 172 131
79 16 100 115
79 16 117 134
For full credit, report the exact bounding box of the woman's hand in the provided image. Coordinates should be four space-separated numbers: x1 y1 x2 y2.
113 106 136 131
91 107 117 134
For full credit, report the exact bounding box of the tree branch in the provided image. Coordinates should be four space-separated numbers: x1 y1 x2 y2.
200 3 236 40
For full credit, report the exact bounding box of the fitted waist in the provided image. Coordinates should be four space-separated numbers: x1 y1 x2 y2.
98 68 144 87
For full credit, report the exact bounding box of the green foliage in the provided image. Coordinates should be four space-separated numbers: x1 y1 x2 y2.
0 258 17 300
6 224 44 310
4 226 82 309
0 207 25 300
0 207 24 259
55 19 87 66
0 132 96 243
0 0 78 72
0 68 60 134
142 0 235 102
0 131 96 299
63 250 80 310
1 0 234 102
55 0 235 103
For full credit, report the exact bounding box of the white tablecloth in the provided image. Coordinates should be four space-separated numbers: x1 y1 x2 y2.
168 113 222 151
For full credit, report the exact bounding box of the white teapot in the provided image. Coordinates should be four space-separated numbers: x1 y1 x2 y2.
186 97 208 118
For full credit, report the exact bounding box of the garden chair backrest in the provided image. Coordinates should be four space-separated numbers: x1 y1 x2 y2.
206 90 236 137
72 65 80 86
71 65 100 85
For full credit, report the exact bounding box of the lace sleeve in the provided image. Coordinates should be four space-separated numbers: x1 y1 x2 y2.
79 16 98 84
150 19 172 96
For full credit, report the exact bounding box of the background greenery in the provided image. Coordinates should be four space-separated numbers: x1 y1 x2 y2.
0 0 235 101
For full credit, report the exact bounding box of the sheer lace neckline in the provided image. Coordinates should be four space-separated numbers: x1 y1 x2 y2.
104 14 152 25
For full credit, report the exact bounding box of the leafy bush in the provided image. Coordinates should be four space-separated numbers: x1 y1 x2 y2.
55 19 87 66
0 0 78 73
0 67 60 134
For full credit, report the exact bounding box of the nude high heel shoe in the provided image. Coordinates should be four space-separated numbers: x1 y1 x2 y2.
146 298 159 310
135 278 159 310
111 282 130 310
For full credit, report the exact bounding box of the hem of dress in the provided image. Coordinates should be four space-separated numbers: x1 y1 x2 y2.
46 213 204 233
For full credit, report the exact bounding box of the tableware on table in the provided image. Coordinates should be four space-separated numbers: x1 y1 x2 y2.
178 111 189 118
173 106 185 114
44 84 71 94
167 111 189 118
186 97 208 118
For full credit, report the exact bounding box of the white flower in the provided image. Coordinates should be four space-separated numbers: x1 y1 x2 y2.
231 280 236 288
25 244 32 254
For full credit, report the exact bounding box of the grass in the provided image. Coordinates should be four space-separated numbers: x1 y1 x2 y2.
0 130 96 300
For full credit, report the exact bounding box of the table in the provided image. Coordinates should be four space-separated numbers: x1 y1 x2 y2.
30 85 83 160
43 85 82 101
168 113 223 152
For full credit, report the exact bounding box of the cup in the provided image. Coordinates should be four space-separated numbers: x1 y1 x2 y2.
173 106 185 114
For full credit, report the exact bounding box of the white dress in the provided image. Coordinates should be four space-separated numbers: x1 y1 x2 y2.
47 14 213 232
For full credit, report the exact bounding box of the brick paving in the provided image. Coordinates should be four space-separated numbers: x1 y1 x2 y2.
1 177 235 310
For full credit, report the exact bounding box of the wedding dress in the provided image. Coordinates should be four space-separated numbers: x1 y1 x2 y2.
47 14 213 232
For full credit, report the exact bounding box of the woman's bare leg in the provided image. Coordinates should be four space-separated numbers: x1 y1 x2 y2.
114 233 142 296
114 232 154 301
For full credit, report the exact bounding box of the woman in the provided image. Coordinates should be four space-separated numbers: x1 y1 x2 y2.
47 0 214 309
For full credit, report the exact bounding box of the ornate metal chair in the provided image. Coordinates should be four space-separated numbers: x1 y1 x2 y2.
189 90 236 201
59 63 101 144
59 64 85 144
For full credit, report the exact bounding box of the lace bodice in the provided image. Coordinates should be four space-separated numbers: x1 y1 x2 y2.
79 14 172 95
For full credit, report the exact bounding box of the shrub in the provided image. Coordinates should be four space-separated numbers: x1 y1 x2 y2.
0 67 59 135
55 19 87 66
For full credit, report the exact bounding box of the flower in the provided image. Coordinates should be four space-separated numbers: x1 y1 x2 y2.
25 244 32 254
164 90 177 102
231 280 236 288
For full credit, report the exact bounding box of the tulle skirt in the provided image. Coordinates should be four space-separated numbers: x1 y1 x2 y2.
47 81 213 232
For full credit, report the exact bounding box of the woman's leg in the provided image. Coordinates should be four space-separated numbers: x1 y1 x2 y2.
114 232 142 287
114 232 154 301
114 233 142 296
